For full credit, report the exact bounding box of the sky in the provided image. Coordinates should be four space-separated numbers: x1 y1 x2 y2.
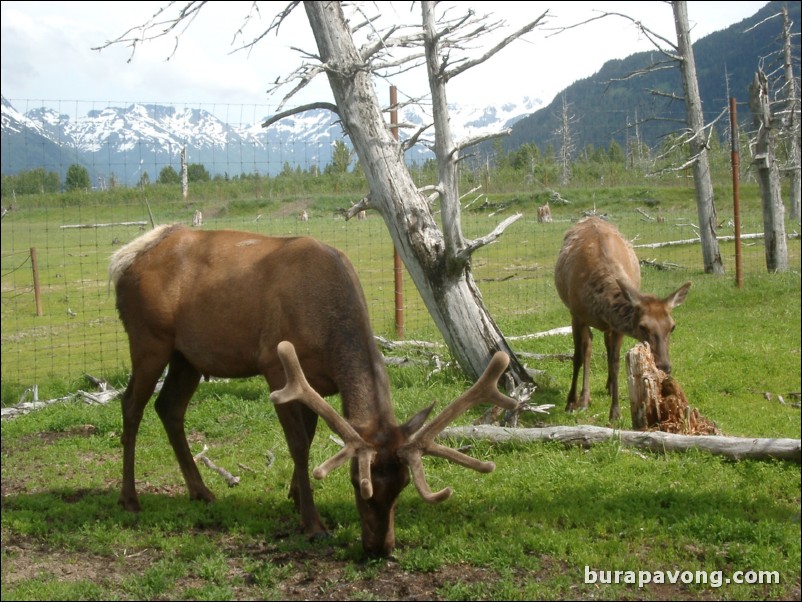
1 1 770 121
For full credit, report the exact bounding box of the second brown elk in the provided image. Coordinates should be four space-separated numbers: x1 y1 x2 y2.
554 217 692 421
109 224 517 558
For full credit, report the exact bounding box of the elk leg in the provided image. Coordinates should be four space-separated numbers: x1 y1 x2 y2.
119 351 171 512
274 401 328 539
567 319 592 412
153 351 212 503
604 331 624 421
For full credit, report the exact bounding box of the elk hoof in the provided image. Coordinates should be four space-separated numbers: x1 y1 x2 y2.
189 490 216 504
118 495 142 513
566 400 589 413
307 530 332 542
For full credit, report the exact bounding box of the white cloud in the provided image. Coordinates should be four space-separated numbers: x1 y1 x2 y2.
1 0 769 118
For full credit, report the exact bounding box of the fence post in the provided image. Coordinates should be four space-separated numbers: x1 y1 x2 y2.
30 247 43 316
729 97 743 288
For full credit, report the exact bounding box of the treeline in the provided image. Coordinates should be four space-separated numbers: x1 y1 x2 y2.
0 127 777 202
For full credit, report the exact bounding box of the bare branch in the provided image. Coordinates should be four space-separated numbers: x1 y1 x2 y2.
92 1 210 62
456 128 511 155
606 61 676 86
649 88 686 101
267 61 329 110
344 195 372 220
230 1 302 55
400 123 434 153
454 213 524 264
261 101 339 129
445 13 548 81
742 12 784 35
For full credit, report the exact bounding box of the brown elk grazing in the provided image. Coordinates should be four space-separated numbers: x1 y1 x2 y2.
554 217 692 421
109 224 517 557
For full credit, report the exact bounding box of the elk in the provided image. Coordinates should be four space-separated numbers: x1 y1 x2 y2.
554 217 691 421
109 224 517 557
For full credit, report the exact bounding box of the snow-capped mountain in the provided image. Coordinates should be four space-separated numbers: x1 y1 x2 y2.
1 95 541 186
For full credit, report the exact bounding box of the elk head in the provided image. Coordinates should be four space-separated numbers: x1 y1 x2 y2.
270 340 518 557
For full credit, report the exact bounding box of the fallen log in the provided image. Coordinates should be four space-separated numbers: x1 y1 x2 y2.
438 424 801 463
633 231 800 249
60 221 148 229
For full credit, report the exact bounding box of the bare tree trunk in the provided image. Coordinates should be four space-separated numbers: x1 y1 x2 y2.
181 145 188 200
672 1 724 274
782 7 801 222
558 93 573 185
749 71 789 272
302 1 532 391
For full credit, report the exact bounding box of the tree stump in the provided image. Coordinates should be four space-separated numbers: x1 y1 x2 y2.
626 342 719 435
537 203 552 223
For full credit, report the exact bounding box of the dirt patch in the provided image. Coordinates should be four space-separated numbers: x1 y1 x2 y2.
1 532 498 601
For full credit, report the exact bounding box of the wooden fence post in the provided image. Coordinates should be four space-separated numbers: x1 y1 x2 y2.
30 247 43 317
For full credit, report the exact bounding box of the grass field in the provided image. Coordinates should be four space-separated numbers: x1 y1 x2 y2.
1 183 800 600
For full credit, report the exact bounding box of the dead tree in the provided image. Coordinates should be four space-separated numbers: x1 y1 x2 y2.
749 69 789 272
670 1 724 274
746 5 802 223
781 6 800 222
556 92 576 185
564 2 725 274
290 2 543 394
96 1 547 397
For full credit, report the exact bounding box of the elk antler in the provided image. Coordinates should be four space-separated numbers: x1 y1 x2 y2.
398 351 519 503
269 341 377 499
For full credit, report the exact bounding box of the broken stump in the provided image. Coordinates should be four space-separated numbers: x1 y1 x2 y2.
626 342 719 435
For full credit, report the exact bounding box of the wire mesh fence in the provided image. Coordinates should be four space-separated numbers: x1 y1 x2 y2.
4 188 798 392
2 100 800 393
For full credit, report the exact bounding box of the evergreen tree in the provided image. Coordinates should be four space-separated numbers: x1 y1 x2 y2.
326 140 352 174
65 164 90 192
1 168 60 196
157 166 181 185
187 163 211 182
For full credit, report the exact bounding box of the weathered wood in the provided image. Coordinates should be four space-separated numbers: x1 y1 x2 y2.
626 342 719 435
672 1 724 274
537 203 552 223
633 232 788 249
61 221 148 229
439 425 801 464
194 445 240 487
749 69 789 272
298 1 536 393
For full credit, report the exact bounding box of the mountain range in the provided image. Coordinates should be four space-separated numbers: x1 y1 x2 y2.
2 0 799 187
487 0 800 161
0 95 540 187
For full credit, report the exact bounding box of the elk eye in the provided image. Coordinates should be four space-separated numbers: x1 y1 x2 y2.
670 324 676 333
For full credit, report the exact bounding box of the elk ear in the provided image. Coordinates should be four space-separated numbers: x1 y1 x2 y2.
665 281 692 309
401 403 436 438
616 278 641 305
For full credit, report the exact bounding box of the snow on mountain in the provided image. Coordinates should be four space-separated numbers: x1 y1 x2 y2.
1 95 542 184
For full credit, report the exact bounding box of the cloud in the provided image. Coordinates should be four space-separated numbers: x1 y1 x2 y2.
1 0 769 117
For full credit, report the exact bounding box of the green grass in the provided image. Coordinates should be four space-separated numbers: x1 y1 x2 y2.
1 183 800 599
1 373 799 600
3 182 798 399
